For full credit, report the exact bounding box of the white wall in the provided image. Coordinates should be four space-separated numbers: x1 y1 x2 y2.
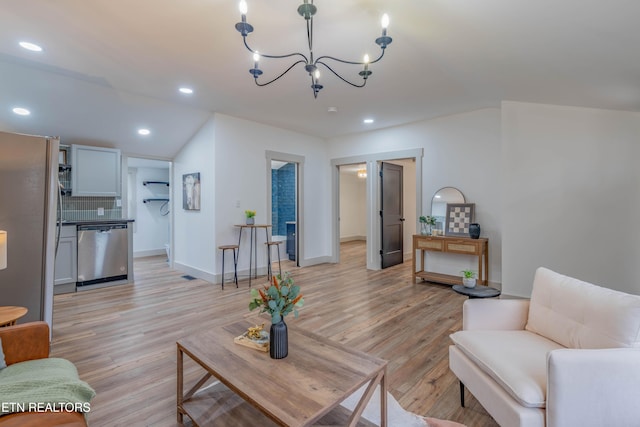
328 109 502 282
214 114 329 276
339 169 367 241
172 113 329 282
130 167 170 257
172 116 216 280
502 102 640 296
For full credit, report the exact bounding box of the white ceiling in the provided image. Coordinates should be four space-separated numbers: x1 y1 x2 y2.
1 1 639 159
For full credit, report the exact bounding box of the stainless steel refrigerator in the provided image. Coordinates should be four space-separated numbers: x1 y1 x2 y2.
0 131 59 326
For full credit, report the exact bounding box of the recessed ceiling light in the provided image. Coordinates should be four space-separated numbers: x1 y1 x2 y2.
179 87 193 94
363 118 374 124
138 128 151 136
19 41 43 52
12 107 31 116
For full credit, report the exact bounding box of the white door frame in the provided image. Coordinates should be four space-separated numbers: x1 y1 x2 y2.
330 148 423 270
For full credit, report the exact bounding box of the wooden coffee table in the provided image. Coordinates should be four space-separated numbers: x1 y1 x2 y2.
177 320 388 426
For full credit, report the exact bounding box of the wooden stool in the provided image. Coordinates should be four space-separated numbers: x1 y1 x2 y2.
265 241 284 281
218 245 239 289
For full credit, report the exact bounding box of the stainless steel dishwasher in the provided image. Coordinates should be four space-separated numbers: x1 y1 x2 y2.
77 223 128 286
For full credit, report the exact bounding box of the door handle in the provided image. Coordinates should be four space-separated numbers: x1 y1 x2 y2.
400 218 405 222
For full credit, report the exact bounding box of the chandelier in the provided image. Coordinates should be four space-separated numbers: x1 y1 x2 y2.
235 0 393 98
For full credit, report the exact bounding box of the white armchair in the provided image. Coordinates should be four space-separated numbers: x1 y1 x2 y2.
546 348 640 426
449 267 640 427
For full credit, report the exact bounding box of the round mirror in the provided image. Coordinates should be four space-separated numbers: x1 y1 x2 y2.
430 187 465 234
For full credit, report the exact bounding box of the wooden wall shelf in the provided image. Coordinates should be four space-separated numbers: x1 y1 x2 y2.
412 235 488 286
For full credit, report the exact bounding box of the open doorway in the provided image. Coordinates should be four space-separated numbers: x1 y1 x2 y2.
267 150 304 268
271 160 297 265
331 149 422 270
126 157 171 262
338 163 367 243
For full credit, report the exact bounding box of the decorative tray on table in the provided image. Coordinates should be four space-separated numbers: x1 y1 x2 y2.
233 325 269 352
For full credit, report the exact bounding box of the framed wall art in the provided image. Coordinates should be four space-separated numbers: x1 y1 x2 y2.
444 203 475 236
182 172 201 211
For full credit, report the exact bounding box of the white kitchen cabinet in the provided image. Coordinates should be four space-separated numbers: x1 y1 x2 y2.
54 225 77 294
71 144 121 196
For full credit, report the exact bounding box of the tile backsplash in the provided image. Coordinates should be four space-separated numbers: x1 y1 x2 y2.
60 195 122 221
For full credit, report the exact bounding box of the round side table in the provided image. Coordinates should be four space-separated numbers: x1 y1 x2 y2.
0 306 28 327
453 285 501 299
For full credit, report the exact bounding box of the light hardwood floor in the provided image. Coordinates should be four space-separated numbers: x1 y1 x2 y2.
51 241 498 427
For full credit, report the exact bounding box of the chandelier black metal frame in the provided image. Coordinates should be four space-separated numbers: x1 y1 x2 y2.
235 0 392 98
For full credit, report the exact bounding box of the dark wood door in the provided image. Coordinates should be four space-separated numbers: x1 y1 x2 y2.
380 162 404 269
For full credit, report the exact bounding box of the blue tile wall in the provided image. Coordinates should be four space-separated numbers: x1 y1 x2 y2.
272 169 279 234
271 163 296 236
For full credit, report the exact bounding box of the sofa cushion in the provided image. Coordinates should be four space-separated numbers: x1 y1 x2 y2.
526 267 640 349
450 330 564 408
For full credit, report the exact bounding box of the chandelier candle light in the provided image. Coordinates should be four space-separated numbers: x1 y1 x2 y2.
235 0 392 98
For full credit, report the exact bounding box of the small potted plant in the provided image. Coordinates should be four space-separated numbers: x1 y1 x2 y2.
249 273 304 359
245 209 256 225
419 215 436 235
461 269 477 288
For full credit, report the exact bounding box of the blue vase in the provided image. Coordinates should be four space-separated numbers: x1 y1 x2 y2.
469 223 481 239
270 320 288 359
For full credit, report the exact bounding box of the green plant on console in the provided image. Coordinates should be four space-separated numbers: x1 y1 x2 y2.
249 272 304 324
245 210 256 218
419 215 436 226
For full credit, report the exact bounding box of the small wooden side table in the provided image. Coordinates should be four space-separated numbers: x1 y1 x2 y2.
0 306 28 327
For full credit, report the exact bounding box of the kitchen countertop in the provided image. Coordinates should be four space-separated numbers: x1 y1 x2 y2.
59 219 135 225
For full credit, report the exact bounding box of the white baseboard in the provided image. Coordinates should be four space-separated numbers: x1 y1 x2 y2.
173 262 270 285
340 235 366 243
173 262 217 284
299 256 332 267
134 249 166 258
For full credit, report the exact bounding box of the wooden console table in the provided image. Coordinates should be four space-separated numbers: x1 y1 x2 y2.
413 235 488 286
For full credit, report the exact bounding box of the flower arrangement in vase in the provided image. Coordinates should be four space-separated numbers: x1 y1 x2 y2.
249 273 303 359
419 215 436 235
245 209 256 225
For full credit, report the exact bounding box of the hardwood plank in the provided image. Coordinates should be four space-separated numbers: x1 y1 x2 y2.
50 241 498 426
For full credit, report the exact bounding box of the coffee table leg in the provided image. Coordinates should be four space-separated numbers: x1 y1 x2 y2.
380 367 387 427
346 370 386 427
177 345 183 424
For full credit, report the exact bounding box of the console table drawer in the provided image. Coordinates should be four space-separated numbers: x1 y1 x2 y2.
416 239 444 251
445 241 480 254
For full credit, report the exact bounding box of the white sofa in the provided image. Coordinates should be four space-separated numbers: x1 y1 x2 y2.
449 267 640 427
